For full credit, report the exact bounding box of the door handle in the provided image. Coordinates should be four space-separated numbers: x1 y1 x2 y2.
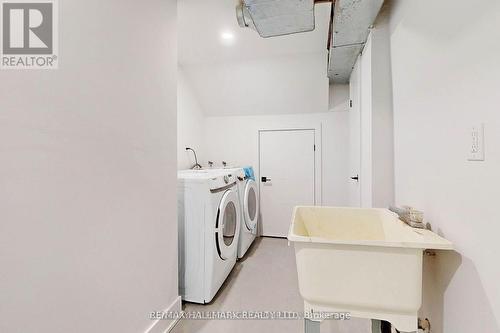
261 176 272 183
350 175 359 181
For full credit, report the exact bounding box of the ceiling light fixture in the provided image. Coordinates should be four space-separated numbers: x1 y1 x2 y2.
220 31 235 44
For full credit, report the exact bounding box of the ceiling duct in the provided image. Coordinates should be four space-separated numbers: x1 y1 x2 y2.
328 0 384 83
236 0 316 38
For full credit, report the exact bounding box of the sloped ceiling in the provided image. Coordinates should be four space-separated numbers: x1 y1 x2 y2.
178 0 332 116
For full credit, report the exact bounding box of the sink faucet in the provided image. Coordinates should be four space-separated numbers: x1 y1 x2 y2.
185 147 202 170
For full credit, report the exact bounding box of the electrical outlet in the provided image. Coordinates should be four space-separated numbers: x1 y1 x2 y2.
468 123 485 161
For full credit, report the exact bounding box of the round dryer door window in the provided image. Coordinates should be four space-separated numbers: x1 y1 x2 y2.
222 201 237 246
216 189 240 260
244 180 259 231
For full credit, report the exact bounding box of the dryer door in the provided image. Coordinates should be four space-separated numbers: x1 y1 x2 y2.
243 179 259 232
216 189 240 260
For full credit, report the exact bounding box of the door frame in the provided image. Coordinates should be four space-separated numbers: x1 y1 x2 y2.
349 55 362 207
257 127 322 220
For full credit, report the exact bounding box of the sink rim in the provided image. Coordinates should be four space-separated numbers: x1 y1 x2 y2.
287 206 453 250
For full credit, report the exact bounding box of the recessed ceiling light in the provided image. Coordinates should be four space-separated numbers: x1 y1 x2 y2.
220 31 235 45
221 32 234 40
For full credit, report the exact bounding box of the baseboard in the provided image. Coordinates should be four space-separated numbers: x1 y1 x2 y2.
145 296 183 333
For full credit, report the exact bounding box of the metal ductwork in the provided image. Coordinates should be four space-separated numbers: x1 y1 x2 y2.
236 0 317 38
328 0 384 83
235 0 383 83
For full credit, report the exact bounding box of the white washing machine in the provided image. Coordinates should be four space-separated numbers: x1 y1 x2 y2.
223 168 259 259
177 169 241 303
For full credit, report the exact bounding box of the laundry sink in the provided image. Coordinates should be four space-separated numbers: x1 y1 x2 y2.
287 207 453 332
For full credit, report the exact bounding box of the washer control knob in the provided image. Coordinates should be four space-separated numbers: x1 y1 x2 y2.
224 175 230 184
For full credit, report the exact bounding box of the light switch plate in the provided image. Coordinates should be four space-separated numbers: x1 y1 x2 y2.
468 123 485 161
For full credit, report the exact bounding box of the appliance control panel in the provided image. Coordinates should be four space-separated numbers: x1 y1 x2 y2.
209 173 236 191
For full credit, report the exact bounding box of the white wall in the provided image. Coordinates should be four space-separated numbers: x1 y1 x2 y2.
329 83 350 112
350 7 395 209
178 68 205 170
370 8 395 209
360 36 373 208
180 49 351 207
0 1 179 332
204 111 351 207
390 0 500 332
182 52 329 116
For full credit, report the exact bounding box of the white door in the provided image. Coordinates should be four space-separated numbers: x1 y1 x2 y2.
349 58 361 207
259 129 315 237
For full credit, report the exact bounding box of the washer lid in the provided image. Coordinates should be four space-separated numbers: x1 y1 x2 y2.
243 180 259 231
216 189 240 260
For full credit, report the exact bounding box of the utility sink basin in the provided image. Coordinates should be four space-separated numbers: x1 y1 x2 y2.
288 207 453 332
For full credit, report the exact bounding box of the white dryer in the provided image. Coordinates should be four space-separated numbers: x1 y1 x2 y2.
177 169 241 303
227 168 259 259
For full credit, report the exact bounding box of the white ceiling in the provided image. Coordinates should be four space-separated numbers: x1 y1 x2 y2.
178 0 332 65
